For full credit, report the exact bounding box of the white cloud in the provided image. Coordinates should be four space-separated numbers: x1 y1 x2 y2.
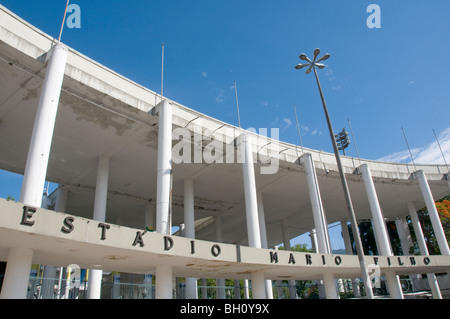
214 88 225 103
376 149 420 164
376 127 450 166
282 118 292 129
201 71 207 78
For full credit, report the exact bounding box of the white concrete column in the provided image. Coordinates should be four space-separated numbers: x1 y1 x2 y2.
239 134 265 299
323 273 338 299
302 153 331 254
0 248 34 299
243 279 250 299
87 156 110 299
184 179 195 239
395 217 413 256
310 229 318 253
395 216 422 292
41 265 57 299
145 204 155 231
183 179 197 299
257 192 273 299
143 274 153 299
240 134 262 248
251 272 266 299
215 216 226 299
92 156 109 222
111 272 121 299
360 164 404 299
408 202 442 299
156 100 173 235
42 186 68 299
281 220 297 299
416 170 450 255
340 221 361 297
55 187 68 213
3 45 67 300
20 44 68 208
302 153 337 298
360 164 393 255
155 265 173 299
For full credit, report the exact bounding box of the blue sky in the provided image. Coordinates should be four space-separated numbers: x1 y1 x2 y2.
1 1 450 248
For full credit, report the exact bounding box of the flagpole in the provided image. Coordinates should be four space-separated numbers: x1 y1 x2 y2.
432 128 449 172
234 81 241 130
161 42 165 97
58 0 70 43
293 103 304 153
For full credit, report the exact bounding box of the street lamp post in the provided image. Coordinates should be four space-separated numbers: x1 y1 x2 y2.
295 49 374 299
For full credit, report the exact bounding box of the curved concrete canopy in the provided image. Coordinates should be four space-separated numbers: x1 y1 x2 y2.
0 5 449 255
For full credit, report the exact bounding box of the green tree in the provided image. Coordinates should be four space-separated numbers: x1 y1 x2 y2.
408 194 450 255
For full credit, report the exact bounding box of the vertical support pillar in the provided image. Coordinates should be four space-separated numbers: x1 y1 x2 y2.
396 216 421 288
42 187 68 299
143 274 153 299
360 164 403 299
341 221 361 297
251 272 266 299
239 134 262 248
111 272 121 299
155 265 173 299
2 44 67 300
41 265 57 299
184 179 195 239
302 153 336 298
0 248 34 299
154 100 174 299
87 156 110 299
20 44 68 207
239 134 265 299
184 179 197 299
302 153 330 253
143 204 155 298
281 220 297 299
257 193 273 299
310 229 318 253
408 202 442 299
395 217 413 256
92 156 109 222
215 216 225 299
416 170 450 255
145 204 155 231
55 187 68 213
243 279 250 299
156 100 173 235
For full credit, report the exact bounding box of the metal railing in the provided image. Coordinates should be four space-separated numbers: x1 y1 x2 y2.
0 275 437 299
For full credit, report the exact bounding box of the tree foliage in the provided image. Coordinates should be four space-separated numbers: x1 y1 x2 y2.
409 194 450 255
